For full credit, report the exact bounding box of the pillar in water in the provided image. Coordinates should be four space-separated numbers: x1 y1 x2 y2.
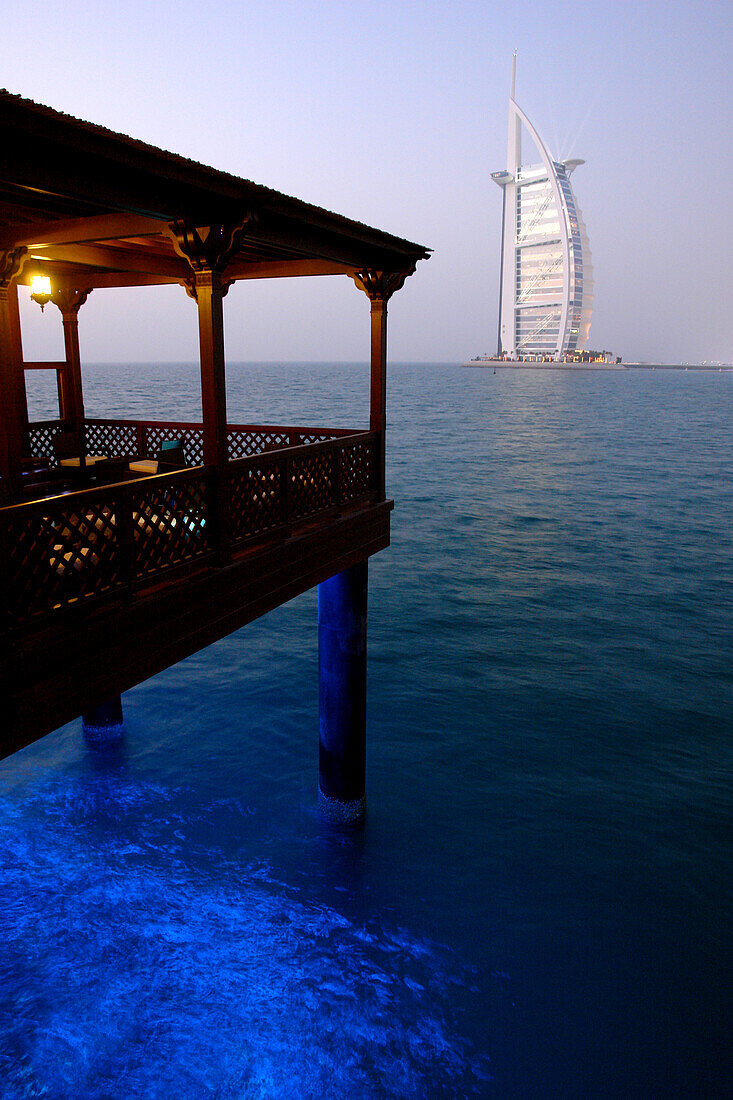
318 561 368 823
82 695 125 743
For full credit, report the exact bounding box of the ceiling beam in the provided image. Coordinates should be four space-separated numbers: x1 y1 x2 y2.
18 262 180 290
2 213 166 250
27 242 188 278
58 272 182 290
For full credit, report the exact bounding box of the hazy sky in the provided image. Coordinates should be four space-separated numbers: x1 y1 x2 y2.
4 0 732 364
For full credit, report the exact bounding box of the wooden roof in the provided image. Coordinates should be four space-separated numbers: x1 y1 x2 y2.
0 90 430 291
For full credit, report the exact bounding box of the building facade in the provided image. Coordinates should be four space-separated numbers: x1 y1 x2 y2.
492 58 593 359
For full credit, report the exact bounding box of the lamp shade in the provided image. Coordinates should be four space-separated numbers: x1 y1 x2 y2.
29 274 52 311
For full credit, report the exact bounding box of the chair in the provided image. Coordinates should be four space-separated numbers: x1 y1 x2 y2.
128 438 186 477
52 430 107 488
52 430 81 462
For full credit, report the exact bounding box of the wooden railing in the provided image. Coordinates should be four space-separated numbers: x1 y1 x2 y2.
27 418 354 464
28 417 358 465
28 419 65 459
1 430 377 629
0 468 214 627
228 433 377 546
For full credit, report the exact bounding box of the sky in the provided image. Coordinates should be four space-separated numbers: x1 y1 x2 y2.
4 0 732 364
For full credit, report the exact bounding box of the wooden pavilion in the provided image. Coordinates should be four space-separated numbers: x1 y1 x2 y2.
0 91 429 816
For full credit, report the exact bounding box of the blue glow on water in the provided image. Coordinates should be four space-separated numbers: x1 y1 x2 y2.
0 765 489 1097
4 365 732 1097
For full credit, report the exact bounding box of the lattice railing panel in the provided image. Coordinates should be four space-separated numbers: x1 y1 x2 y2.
130 476 211 578
28 422 63 460
227 428 291 460
229 458 286 544
0 471 215 625
145 425 203 465
1 497 124 622
290 449 336 519
85 421 138 457
340 439 376 503
77 420 354 464
297 432 334 446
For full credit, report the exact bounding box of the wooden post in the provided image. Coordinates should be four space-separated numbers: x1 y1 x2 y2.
0 251 29 495
370 297 388 500
194 269 230 557
194 271 229 469
166 218 254 561
318 561 368 823
352 266 416 502
60 311 83 426
53 288 91 446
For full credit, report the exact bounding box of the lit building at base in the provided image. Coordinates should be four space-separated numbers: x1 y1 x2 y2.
492 56 593 360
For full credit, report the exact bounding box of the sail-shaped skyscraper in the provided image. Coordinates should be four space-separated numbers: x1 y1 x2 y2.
492 56 593 359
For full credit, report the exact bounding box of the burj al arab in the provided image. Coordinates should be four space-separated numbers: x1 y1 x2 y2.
492 55 593 360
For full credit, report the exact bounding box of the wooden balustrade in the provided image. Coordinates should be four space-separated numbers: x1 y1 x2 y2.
1 430 377 630
27 417 360 465
80 418 357 465
28 420 65 459
0 467 215 627
227 433 376 547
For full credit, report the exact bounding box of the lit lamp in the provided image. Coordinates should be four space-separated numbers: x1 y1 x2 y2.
30 274 52 312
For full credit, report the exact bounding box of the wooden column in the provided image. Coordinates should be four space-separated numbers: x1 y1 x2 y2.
191 269 231 557
53 287 91 443
369 298 388 500
167 218 253 560
0 249 29 493
353 266 415 501
193 271 229 469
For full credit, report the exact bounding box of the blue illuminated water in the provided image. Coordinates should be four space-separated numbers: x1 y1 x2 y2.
2 364 731 1098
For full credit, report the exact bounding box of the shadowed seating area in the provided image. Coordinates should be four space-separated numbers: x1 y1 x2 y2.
128 438 186 476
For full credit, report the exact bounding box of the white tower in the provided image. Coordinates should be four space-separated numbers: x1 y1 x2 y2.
492 55 593 359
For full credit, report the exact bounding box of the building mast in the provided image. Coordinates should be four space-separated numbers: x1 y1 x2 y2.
493 53 521 357
508 50 520 174
495 52 518 356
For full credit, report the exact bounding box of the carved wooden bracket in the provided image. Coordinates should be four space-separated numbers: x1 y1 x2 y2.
352 265 416 305
51 287 92 316
181 273 233 302
182 277 198 302
167 215 256 274
0 247 28 291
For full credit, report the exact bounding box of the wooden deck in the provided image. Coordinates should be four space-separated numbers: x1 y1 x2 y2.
1 419 389 758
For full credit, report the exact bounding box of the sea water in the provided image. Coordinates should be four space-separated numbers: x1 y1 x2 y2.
1 364 731 1098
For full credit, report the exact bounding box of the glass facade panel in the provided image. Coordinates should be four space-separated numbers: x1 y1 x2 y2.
512 163 572 352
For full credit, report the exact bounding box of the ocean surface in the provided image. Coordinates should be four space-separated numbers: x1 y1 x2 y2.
2 363 731 1098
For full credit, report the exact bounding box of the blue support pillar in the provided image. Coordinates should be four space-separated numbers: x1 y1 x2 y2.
82 695 125 743
318 561 368 823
